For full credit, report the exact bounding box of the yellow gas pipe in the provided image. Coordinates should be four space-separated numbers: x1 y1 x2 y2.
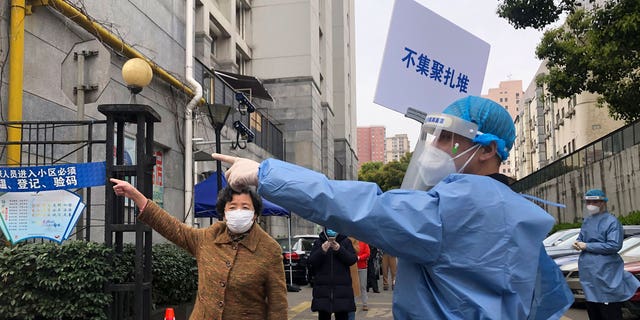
6 0 204 164
7 0 26 166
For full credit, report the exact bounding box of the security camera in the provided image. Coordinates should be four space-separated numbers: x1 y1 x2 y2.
235 92 256 114
233 120 255 143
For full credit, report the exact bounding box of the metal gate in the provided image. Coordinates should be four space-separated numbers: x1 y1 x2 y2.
1 103 160 320
0 119 106 241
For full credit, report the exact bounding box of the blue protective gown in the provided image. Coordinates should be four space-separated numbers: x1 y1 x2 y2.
257 159 573 319
577 212 640 302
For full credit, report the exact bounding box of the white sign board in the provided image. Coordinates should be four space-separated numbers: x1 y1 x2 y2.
374 0 490 116
0 190 85 244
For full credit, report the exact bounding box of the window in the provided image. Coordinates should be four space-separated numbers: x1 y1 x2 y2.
236 2 246 39
236 52 248 75
211 33 217 56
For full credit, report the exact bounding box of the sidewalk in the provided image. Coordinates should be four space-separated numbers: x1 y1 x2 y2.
285 279 588 320
287 279 393 320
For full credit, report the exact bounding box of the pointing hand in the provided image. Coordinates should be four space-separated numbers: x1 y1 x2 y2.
110 178 147 211
211 153 259 191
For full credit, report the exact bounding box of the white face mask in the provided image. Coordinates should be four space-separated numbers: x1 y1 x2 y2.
225 209 255 234
585 204 601 216
402 143 480 190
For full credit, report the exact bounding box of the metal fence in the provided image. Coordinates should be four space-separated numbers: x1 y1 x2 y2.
0 120 107 241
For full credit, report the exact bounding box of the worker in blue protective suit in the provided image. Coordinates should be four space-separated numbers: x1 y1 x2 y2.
573 189 640 320
212 96 573 319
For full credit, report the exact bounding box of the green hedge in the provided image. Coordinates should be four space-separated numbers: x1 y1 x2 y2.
151 243 198 306
0 241 197 319
0 241 113 320
618 211 640 225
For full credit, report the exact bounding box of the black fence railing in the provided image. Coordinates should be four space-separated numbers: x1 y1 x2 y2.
512 119 640 192
0 120 107 242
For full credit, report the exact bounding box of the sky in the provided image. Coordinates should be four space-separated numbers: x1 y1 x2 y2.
354 0 548 149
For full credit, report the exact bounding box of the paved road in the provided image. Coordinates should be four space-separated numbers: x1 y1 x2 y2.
286 279 588 320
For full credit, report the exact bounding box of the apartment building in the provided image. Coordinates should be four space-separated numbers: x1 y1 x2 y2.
385 133 410 163
513 63 625 179
357 126 386 169
482 80 523 178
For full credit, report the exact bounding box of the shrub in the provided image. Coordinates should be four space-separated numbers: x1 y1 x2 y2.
619 211 640 225
0 241 198 319
151 243 198 306
0 241 113 320
549 222 582 235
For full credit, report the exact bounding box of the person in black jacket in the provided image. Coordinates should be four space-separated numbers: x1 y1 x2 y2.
309 227 358 320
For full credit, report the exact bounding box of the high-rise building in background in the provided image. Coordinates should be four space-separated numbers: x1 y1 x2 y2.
482 80 523 178
385 134 410 163
357 126 386 169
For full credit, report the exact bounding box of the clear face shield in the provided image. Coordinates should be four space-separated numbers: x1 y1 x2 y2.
584 195 606 217
401 113 480 191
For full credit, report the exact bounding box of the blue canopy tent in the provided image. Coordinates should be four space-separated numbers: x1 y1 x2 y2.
194 172 300 291
194 172 289 218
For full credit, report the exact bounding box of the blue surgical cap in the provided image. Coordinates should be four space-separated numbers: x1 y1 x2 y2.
442 96 516 160
585 189 608 202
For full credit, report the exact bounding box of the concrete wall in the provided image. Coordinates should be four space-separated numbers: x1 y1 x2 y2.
521 143 640 224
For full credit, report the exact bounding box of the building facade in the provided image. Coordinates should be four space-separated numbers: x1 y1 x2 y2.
201 0 358 236
357 126 386 169
482 80 523 178
385 133 410 163
513 63 625 179
0 0 357 240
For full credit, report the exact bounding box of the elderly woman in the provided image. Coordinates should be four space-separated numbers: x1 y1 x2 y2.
110 178 287 320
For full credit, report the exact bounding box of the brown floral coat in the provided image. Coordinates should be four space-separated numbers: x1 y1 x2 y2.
138 201 288 320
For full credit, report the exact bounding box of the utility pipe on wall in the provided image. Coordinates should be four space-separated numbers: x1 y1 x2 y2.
29 0 204 225
7 0 26 166
184 0 203 227
39 0 203 102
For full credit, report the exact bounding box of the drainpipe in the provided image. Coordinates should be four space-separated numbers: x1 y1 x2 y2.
185 0 203 227
7 0 26 166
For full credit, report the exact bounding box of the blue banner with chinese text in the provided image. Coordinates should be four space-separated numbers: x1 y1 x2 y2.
0 162 106 192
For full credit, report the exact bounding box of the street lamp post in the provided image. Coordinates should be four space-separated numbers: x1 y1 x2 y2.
205 103 233 222
122 58 153 96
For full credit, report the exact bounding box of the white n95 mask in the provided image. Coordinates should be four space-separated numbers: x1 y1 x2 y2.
585 205 600 216
225 209 255 234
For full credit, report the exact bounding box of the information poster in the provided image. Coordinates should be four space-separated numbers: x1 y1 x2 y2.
0 190 85 244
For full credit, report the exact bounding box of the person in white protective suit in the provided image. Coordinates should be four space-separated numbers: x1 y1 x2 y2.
212 96 573 319
574 189 640 320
